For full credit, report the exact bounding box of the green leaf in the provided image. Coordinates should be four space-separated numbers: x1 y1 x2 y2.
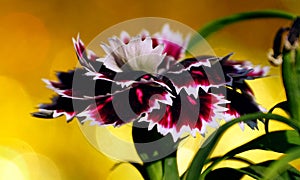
263 147 300 180
185 113 300 180
228 130 300 154
206 161 300 180
247 161 300 179
187 10 295 50
207 156 255 166
202 130 300 177
257 161 300 180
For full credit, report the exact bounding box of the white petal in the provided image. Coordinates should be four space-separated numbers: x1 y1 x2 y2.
120 31 130 43
103 56 123 72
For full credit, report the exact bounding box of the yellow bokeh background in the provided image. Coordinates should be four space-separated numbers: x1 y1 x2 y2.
0 0 299 179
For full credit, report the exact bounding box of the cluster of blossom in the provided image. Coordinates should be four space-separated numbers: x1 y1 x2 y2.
34 24 268 141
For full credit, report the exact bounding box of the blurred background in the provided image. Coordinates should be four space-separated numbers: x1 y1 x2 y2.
0 0 299 179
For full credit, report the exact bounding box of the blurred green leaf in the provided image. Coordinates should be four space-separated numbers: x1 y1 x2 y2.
203 130 300 177
243 160 300 179
206 161 300 180
282 47 300 124
146 161 163 180
227 130 300 154
263 147 300 180
207 156 254 166
185 113 300 180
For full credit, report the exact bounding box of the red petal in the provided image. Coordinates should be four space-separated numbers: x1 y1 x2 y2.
143 90 226 141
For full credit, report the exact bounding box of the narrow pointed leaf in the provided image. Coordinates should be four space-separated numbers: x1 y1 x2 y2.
263 147 300 180
185 113 300 180
206 161 300 180
202 130 300 176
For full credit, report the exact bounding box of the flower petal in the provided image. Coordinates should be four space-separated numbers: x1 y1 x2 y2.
43 68 121 99
164 56 226 96
220 54 270 86
140 89 227 141
224 88 264 129
34 96 92 121
72 35 101 72
153 24 190 60
100 36 166 74
77 82 173 126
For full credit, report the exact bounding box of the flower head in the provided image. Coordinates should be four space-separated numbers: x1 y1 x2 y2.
33 24 269 141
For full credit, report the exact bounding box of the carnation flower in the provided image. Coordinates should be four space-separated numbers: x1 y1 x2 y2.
33 24 269 141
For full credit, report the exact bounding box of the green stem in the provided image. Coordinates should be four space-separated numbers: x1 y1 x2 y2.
282 48 300 124
145 161 163 180
185 113 300 180
187 10 295 50
296 48 300 125
163 155 180 180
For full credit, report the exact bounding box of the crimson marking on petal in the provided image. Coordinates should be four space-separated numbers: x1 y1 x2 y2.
120 31 130 44
73 34 85 59
79 96 125 126
43 79 74 98
165 64 225 96
161 40 183 60
136 88 143 104
187 96 197 105
153 24 190 60
224 103 240 121
162 56 228 96
129 82 173 115
141 89 227 141
167 57 212 74
77 82 173 127
72 35 100 72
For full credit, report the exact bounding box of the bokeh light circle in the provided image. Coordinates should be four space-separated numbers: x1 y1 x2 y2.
74 17 226 163
0 138 61 180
